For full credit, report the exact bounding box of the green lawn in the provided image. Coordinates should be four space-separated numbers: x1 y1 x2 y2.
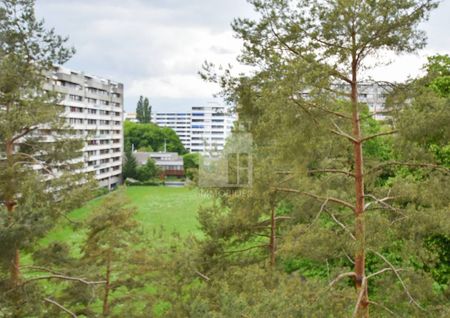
30 186 210 316
41 186 210 250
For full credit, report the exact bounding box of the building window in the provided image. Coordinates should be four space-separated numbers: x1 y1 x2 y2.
69 94 83 101
70 107 83 113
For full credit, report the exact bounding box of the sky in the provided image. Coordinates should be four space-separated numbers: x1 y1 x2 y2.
35 0 450 113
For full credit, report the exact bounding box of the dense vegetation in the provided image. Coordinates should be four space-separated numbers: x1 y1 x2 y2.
124 121 186 154
1 0 449 317
135 96 152 124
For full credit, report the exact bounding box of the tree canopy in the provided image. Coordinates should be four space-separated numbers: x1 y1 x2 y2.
124 121 186 154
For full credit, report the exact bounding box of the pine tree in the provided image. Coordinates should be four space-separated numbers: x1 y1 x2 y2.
0 0 96 314
123 145 138 180
81 190 142 316
200 0 448 316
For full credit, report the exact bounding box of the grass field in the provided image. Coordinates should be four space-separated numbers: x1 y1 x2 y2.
41 186 211 250
31 186 210 316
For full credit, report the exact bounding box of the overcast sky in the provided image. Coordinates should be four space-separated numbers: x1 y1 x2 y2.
35 0 450 113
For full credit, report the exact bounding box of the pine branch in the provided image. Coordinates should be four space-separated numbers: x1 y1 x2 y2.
308 169 355 177
343 251 355 264
291 97 352 120
266 17 354 86
307 198 329 229
11 127 38 143
195 270 210 281
329 213 356 241
21 265 65 276
367 267 403 279
274 187 355 211
329 271 356 287
367 161 450 175
44 298 77 317
330 121 358 143
364 194 397 211
360 130 398 142
352 276 368 318
370 250 425 311
21 275 106 286
13 152 55 176
368 301 397 316
223 244 268 254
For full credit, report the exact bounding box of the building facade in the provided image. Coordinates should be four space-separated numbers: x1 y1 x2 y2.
153 112 192 150
124 112 138 123
134 152 184 177
45 67 124 189
153 104 236 154
332 82 391 119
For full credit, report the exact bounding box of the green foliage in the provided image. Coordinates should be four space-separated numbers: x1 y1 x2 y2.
198 0 449 316
136 158 159 182
0 0 97 313
136 96 152 123
125 179 164 186
124 121 186 154
136 96 143 123
183 152 200 180
123 146 138 180
426 54 450 97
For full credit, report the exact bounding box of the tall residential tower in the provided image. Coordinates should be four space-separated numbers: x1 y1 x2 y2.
45 67 124 189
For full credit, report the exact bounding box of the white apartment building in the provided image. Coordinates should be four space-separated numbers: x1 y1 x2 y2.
153 104 236 154
332 82 391 119
44 67 124 189
190 105 236 154
153 112 192 150
124 112 138 123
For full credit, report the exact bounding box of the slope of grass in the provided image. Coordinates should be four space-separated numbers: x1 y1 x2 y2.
41 186 210 250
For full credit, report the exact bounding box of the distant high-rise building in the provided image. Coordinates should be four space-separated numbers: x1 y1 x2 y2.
153 112 192 149
332 82 391 119
153 104 236 154
44 66 124 189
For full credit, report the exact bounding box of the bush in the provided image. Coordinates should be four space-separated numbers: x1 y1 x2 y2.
125 179 164 186
136 158 160 182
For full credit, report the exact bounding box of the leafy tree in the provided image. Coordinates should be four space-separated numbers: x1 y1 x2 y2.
0 0 96 314
136 158 159 182
123 146 138 180
124 121 186 154
143 97 152 123
426 54 450 97
183 153 200 180
200 0 448 316
386 54 450 290
136 96 144 123
136 96 152 123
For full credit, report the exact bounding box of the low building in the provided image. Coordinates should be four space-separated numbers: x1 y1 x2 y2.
134 152 184 177
125 112 138 122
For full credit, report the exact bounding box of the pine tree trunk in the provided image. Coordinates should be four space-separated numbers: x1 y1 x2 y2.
6 202 20 287
5 140 20 287
269 204 276 267
351 52 369 317
102 256 111 317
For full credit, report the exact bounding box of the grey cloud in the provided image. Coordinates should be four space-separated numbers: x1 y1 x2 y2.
35 0 449 111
